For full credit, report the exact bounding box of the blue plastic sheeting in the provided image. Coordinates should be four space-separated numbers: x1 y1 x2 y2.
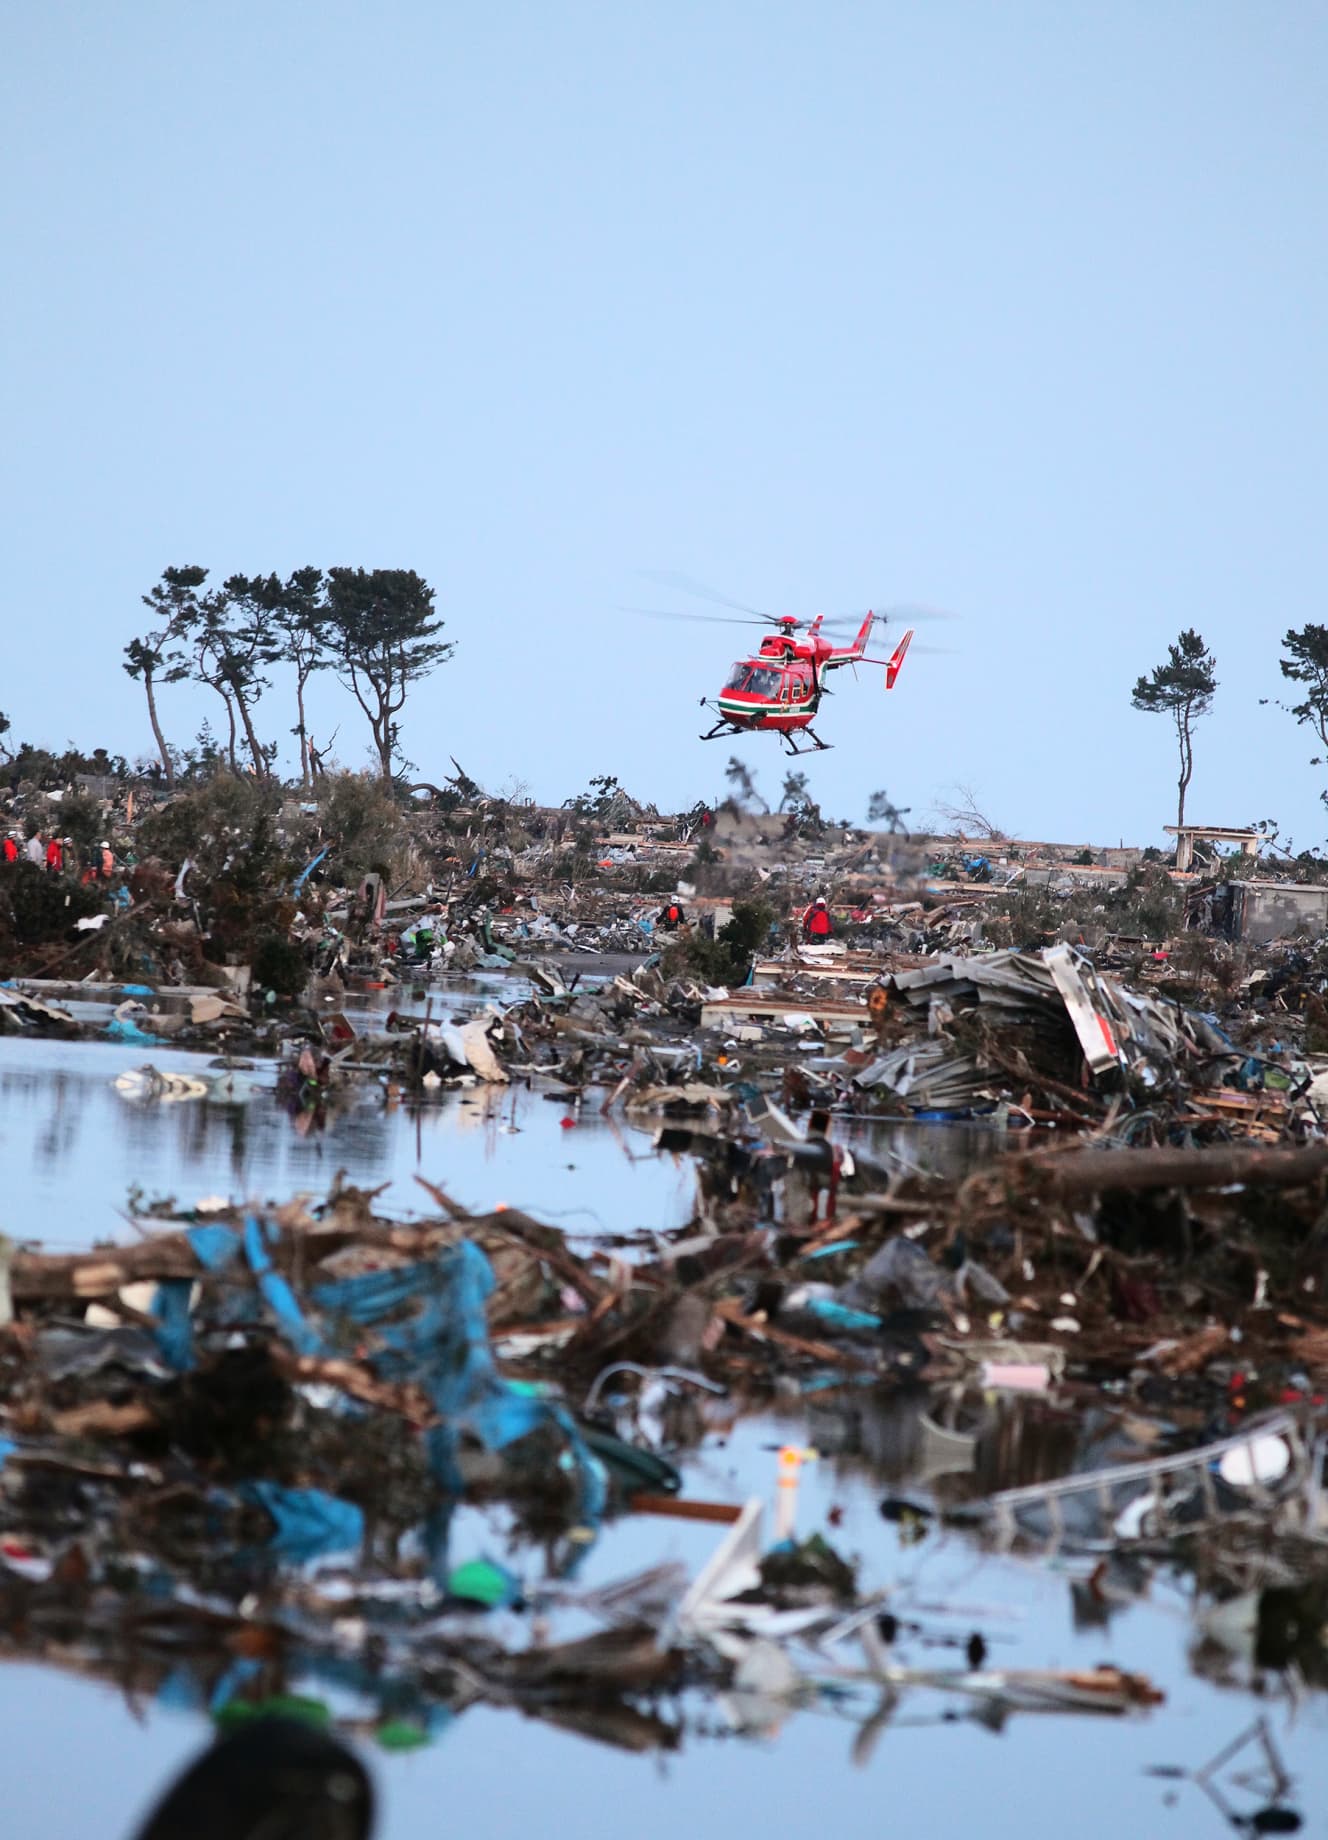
312 1242 607 1531
0 1438 15 1470
208 1656 264 1715
118 983 155 997
170 1215 607 1539
237 1481 364 1560
802 1296 882 1333
150 1279 196 1372
243 1214 322 1356
188 1223 241 1271
293 846 331 893
156 1667 208 1713
286 1653 456 1745
104 1016 162 1045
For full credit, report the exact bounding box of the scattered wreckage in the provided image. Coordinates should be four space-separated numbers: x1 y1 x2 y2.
8 789 1328 1784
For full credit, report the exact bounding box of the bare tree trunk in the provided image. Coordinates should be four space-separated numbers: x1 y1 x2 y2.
233 687 267 779
372 680 397 784
143 670 175 789
216 690 238 774
295 673 310 788
1175 708 1192 829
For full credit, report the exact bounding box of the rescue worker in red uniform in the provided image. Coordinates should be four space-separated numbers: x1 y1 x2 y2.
801 896 833 940
657 899 687 931
45 836 64 874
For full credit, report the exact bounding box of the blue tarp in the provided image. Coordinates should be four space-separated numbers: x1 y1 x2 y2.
237 1481 364 1561
167 1215 606 1539
105 1016 162 1045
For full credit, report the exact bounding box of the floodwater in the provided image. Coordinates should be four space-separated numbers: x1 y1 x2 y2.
21 1402 1328 1840
0 1031 991 1252
0 1033 1324 1838
0 1035 695 1251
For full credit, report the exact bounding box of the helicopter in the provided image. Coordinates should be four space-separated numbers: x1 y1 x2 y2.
630 575 927 755
698 609 914 754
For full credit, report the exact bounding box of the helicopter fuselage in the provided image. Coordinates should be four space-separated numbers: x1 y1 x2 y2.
700 611 911 754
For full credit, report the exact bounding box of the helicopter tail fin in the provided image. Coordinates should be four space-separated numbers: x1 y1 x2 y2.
885 627 914 690
852 611 874 655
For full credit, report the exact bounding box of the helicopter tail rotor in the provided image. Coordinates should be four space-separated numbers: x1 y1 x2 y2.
885 627 915 690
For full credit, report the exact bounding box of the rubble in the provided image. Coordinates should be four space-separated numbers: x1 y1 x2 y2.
9 768 1328 1780
0 1175 1206 1756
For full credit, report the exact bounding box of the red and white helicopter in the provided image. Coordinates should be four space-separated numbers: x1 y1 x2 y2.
632 575 938 755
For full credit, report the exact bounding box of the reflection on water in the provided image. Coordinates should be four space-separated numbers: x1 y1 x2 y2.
0 1034 1004 1251
836 1116 1003 1183
3 1034 1327 1838
8 1389 1328 1840
0 1037 697 1248
804 1382 1083 1499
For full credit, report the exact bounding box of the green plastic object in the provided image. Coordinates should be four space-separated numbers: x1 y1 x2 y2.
214 1693 330 1731
447 1557 521 1608
376 1719 432 1751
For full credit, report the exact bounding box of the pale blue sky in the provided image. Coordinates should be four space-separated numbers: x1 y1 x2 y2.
3 3 1326 846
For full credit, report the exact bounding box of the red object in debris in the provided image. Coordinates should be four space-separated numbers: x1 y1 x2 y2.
560 1116 578 1129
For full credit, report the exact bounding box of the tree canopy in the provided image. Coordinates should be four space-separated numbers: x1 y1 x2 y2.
323 568 452 781
1130 629 1217 830
120 562 449 788
1279 624 1328 757
122 567 199 786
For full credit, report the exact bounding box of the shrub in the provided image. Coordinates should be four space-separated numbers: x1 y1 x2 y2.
315 772 408 884
664 897 778 985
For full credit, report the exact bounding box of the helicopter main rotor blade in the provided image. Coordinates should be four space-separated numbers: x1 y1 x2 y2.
620 604 773 629
819 603 960 632
638 570 779 624
856 642 953 659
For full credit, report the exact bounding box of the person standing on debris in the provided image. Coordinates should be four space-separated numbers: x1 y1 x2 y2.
801 895 833 940
99 840 115 879
657 898 687 931
44 834 63 874
2 833 17 864
24 829 44 866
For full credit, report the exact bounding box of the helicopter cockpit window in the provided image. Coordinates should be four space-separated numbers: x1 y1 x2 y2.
724 664 752 690
744 668 782 698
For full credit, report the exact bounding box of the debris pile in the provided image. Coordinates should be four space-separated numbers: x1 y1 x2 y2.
0 1168 1248 1748
9 770 1328 1769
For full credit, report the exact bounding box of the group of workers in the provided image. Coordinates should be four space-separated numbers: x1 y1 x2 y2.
655 894 837 940
2 831 117 882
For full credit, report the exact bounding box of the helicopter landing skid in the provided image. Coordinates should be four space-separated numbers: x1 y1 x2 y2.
779 728 832 756
698 715 833 754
